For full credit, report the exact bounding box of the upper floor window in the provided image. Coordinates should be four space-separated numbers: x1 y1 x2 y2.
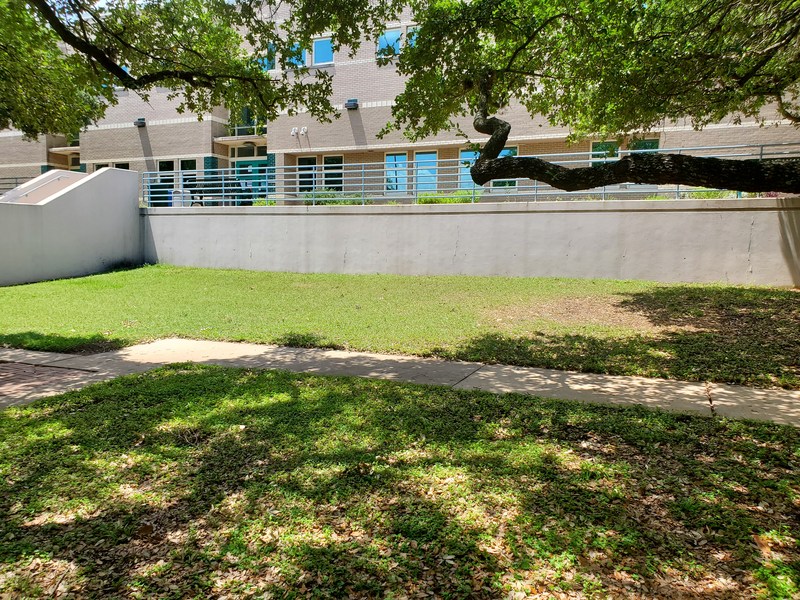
257 45 276 71
312 38 334 66
284 44 307 69
406 26 419 47
377 28 402 57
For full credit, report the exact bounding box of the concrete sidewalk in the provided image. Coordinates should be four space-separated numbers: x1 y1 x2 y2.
1 338 798 426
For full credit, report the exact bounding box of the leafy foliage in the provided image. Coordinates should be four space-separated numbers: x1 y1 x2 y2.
390 0 800 140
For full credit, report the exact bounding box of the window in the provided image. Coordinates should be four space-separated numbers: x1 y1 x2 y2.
378 28 402 57
95 163 109 171
236 145 256 158
180 159 197 184
414 151 437 192
257 44 276 70
385 152 407 192
406 26 418 47
158 160 174 184
492 147 517 187
628 139 659 152
459 147 516 188
69 155 80 168
312 38 334 66
591 141 620 161
298 156 316 192
284 44 307 68
232 107 265 136
114 163 130 170
323 156 343 191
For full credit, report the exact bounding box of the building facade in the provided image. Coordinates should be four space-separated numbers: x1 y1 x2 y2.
2 14 799 198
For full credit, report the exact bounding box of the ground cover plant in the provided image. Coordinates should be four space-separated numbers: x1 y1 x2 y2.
0 365 798 598
0 265 797 388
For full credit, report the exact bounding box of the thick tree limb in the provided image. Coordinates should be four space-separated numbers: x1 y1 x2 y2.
472 113 800 193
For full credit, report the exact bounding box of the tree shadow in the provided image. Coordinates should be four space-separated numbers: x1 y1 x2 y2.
439 284 800 388
1 365 798 597
0 331 126 354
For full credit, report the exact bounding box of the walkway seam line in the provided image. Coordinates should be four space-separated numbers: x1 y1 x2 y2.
449 365 485 389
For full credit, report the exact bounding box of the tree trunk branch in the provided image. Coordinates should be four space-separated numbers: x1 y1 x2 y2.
471 113 800 193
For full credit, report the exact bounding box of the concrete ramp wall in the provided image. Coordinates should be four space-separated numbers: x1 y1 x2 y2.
0 168 143 286
0 170 87 205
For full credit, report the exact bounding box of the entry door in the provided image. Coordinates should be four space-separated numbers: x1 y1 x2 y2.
235 155 276 198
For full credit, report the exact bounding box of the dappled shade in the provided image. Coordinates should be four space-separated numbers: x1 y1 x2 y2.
1 366 798 597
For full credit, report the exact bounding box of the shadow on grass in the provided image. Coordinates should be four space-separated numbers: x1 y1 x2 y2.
0 331 126 354
1 365 798 597
439 284 800 388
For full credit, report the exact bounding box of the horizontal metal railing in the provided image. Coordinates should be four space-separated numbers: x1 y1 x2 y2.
141 142 800 207
0 176 32 196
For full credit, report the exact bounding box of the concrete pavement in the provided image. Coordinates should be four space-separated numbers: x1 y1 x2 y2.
1 338 798 426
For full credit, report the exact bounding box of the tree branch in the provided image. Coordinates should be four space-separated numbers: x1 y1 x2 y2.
471 152 800 193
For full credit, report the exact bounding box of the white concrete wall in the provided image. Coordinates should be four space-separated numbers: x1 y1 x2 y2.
0 169 143 286
143 198 800 286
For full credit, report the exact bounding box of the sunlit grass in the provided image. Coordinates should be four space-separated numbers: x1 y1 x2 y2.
0 264 797 387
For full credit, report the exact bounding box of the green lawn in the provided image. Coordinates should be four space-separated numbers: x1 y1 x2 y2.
1 366 798 598
0 265 798 388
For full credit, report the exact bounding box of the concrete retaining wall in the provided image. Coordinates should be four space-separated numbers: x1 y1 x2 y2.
143 197 800 286
0 168 143 286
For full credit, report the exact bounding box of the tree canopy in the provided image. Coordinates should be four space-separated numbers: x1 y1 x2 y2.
5 0 800 191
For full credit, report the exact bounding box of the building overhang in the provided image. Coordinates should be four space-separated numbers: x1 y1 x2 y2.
49 146 80 155
214 135 267 146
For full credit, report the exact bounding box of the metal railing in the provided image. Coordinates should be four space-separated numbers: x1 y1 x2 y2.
141 142 800 207
0 176 31 195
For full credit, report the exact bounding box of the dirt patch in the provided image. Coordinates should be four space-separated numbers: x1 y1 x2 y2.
486 296 699 334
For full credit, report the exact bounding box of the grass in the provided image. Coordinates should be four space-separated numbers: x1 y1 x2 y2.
0 265 798 388
1 366 798 598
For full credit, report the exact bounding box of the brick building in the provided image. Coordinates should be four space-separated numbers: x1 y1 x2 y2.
2 13 798 196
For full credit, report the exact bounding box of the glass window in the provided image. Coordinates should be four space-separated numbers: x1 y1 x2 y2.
256 146 267 157
158 160 174 184
180 159 196 184
285 44 307 68
406 27 418 47
591 141 620 161
323 156 343 191
459 148 516 188
414 151 437 192
313 38 334 65
298 156 316 192
236 145 256 158
385 152 407 192
257 44 276 70
95 163 109 171
114 163 129 170
378 28 402 57
628 139 659 152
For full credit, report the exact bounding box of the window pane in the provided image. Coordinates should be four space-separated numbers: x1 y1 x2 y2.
591 141 620 160
236 145 255 158
323 156 343 191
628 139 659 152
414 151 437 192
492 147 517 187
459 150 479 188
258 44 276 70
406 27 418 47
180 159 196 171
95 163 109 171
158 160 174 184
285 44 307 68
385 153 407 192
313 38 334 65
298 156 316 192
114 163 129 170
378 28 402 57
